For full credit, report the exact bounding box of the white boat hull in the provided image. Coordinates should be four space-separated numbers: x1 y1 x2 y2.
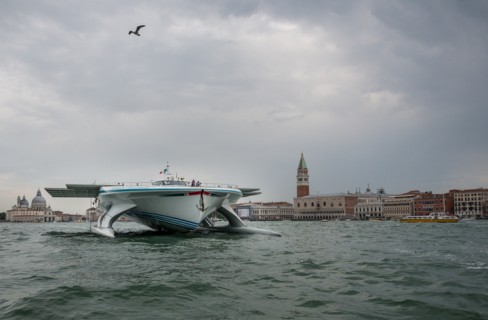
45 181 281 237
97 186 239 233
123 193 225 232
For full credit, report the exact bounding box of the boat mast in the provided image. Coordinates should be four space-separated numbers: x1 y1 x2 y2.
161 162 171 179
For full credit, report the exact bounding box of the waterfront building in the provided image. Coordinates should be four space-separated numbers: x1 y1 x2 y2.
413 191 454 215
354 188 454 220
294 193 358 220
6 189 55 222
451 188 488 219
354 187 386 220
233 202 294 221
86 207 100 222
382 192 415 219
58 213 85 222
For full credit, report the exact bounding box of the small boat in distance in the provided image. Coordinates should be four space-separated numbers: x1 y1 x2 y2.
400 212 459 223
46 171 281 238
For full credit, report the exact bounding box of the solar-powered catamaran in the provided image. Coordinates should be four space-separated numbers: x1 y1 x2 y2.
45 176 280 238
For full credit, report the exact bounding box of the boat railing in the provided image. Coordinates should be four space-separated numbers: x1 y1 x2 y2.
101 181 239 189
199 182 239 189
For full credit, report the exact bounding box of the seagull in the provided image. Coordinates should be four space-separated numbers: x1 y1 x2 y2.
129 25 145 36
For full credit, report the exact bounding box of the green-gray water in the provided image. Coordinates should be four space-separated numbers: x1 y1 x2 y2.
1 221 487 319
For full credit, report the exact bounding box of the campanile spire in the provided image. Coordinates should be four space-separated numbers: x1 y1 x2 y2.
296 153 309 197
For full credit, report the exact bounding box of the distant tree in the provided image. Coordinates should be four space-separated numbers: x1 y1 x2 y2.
0 212 5 220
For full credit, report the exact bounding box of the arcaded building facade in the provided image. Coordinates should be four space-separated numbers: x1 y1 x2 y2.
294 193 358 220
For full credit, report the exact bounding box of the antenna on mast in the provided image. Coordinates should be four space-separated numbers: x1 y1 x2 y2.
160 162 171 176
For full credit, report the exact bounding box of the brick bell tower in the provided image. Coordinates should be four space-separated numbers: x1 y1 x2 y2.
296 153 309 197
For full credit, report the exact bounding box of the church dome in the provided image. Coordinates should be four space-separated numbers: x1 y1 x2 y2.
31 189 47 208
20 195 29 208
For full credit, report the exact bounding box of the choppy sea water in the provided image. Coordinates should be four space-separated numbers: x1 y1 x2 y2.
1 220 487 320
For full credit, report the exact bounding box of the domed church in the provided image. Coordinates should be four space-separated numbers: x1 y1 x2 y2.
6 189 55 222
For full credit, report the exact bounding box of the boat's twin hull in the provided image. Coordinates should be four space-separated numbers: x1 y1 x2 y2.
96 188 230 234
93 186 281 237
123 193 225 232
45 182 281 237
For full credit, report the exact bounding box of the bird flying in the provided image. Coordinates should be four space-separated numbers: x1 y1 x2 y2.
129 25 145 36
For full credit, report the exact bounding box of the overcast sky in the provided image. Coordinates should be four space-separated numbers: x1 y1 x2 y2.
1 0 487 213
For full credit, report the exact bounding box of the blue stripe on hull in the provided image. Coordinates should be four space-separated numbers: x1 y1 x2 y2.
128 211 199 230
